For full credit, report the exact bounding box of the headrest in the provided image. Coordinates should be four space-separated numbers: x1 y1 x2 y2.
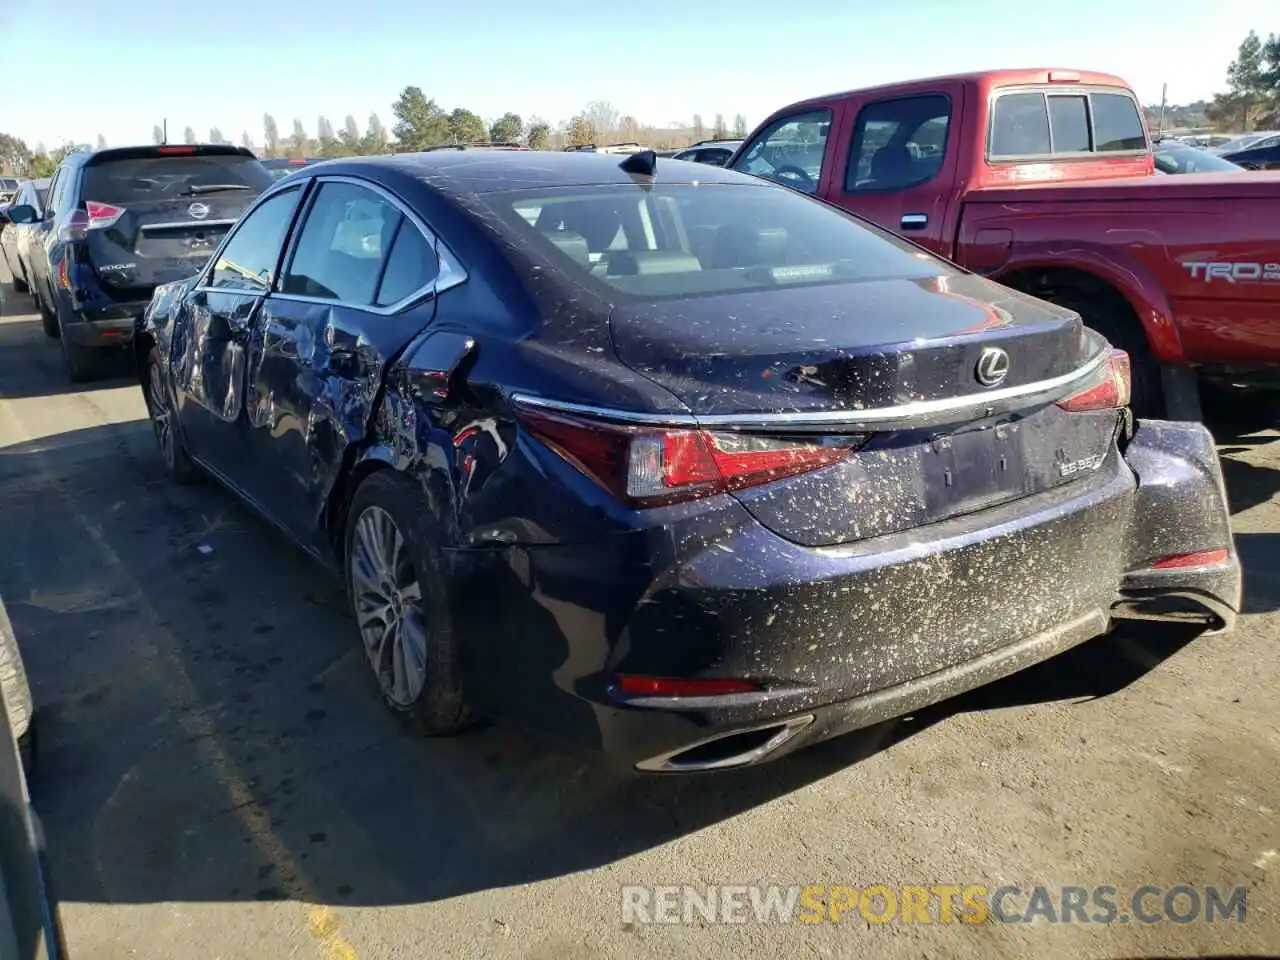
543 230 590 266
605 251 702 276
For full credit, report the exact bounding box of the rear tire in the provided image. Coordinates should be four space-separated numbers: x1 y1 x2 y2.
11 272 28 295
1037 289 1164 419
34 289 58 339
0 595 35 777
344 471 472 736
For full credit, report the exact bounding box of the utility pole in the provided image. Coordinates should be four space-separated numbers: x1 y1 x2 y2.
162 119 168 145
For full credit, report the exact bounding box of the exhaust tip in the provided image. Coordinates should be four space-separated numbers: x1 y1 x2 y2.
635 716 814 773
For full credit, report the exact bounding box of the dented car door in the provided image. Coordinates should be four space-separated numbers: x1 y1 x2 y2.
240 177 445 543
174 187 302 483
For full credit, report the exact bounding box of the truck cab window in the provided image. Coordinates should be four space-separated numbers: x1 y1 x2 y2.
847 94 951 192
732 110 833 194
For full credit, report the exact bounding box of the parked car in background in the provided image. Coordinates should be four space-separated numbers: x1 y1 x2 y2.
0 178 19 204
1153 139 1243 175
261 156 323 180
0 594 65 959
1220 138 1280 170
136 150 1238 773
7 144 274 381
1211 131 1279 155
0 178 50 293
671 139 743 166
732 68 1280 421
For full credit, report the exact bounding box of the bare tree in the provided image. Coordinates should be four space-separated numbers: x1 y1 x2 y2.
712 114 728 140
733 114 748 138
583 101 619 141
567 115 597 147
183 126 197 144
263 114 281 158
692 114 706 141
241 131 255 152
209 127 225 144
95 134 107 150
152 124 165 145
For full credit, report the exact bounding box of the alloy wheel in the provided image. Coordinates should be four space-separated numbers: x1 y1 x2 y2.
349 505 428 708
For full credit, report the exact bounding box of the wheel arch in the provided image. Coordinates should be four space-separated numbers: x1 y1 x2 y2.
994 257 1183 364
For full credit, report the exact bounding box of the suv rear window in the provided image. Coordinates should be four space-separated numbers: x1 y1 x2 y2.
487 182 956 301
989 88 1146 159
81 154 274 205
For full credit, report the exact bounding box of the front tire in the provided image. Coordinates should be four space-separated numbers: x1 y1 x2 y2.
344 472 472 735
144 349 198 483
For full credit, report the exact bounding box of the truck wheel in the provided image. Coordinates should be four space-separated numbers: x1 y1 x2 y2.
0 596 35 775
1040 291 1164 419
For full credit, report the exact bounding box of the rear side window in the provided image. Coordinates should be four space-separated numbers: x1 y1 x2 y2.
990 88 1146 159
847 94 951 192
209 188 300 293
732 109 833 195
81 154 274 205
283 181 404 305
375 221 438 307
1091 93 1145 152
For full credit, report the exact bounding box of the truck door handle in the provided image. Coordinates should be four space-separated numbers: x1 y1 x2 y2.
900 213 929 230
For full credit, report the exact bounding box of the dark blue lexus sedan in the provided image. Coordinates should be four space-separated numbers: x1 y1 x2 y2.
136 150 1240 772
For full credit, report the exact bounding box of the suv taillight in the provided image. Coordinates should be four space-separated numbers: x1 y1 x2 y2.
57 202 125 244
85 201 125 229
514 403 863 507
1056 350 1131 413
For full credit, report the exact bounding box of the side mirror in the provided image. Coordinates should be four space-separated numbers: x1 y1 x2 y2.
6 205 37 226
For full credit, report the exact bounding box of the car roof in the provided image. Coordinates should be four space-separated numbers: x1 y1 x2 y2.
300 149 751 194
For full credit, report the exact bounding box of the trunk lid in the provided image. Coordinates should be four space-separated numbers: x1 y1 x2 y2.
80 148 272 295
609 273 1120 546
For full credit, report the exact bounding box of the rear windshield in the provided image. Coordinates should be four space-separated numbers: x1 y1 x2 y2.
484 182 955 300
81 154 274 205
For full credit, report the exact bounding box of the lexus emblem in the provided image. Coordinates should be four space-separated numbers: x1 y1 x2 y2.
188 202 210 220
975 347 1010 387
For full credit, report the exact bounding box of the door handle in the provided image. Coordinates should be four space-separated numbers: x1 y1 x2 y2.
900 213 929 230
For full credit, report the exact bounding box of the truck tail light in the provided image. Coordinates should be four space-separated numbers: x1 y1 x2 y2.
514 404 862 507
1057 350 1131 413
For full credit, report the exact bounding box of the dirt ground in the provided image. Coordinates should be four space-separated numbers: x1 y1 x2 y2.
0 271 1276 959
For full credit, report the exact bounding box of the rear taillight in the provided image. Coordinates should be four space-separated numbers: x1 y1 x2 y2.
85 201 125 229
57 202 124 244
514 404 860 507
1056 350 1131 413
157 146 197 155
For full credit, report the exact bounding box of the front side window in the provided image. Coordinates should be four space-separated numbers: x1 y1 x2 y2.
847 94 951 192
731 109 833 194
487 181 958 301
209 188 300 293
282 181 405 305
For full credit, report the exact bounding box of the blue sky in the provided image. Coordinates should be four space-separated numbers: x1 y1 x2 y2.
2 0 1265 149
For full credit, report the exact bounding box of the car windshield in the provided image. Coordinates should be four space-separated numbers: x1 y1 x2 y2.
485 181 956 301
81 154 274 204
1154 142 1242 174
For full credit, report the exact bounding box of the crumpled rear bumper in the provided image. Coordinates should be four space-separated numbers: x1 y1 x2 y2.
1113 418 1241 633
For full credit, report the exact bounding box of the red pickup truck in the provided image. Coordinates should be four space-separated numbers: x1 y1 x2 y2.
730 68 1280 420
